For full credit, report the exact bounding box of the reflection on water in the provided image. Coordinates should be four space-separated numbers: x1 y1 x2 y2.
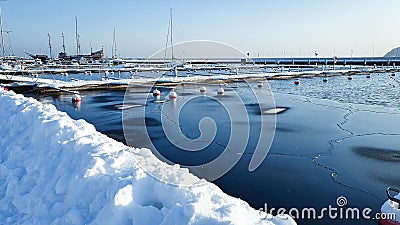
353 146 400 163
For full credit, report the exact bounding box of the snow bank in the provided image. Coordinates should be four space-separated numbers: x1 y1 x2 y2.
0 89 296 225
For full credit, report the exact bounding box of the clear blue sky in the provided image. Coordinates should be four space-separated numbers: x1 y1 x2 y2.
1 0 399 58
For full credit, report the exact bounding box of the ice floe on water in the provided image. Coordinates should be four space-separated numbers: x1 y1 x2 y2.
0 89 295 225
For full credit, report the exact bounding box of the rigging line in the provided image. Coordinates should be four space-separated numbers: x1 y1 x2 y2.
170 8 174 60
0 8 5 57
163 12 171 63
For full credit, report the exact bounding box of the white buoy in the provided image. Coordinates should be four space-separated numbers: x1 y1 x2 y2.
257 82 264 88
200 86 207 93
72 94 82 102
348 76 352 80
73 101 81 110
153 89 161 97
391 73 396 77
217 87 225 95
294 79 300 85
366 75 371 78
323 77 328 82
169 90 178 100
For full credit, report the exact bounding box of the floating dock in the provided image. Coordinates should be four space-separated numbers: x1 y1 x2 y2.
1 58 399 94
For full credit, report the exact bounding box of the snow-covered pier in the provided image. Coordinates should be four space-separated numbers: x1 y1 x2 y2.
0 65 390 94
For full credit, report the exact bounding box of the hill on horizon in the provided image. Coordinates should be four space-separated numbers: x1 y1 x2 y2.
384 47 400 57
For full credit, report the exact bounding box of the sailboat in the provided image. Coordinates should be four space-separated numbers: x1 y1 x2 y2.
111 28 124 66
157 8 185 83
0 7 17 71
57 17 104 62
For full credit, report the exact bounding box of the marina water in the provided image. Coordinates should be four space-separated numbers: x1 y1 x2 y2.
27 72 400 225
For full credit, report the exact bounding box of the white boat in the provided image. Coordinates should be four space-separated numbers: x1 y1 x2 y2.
379 187 400 225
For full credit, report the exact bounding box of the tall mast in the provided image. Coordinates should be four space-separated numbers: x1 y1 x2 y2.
48 33 52 58
75 16 80 55
170 8 174 60
61 32 66 53
0 8 5 57
112 28 116 59
163 8 174 63
114 29 117 58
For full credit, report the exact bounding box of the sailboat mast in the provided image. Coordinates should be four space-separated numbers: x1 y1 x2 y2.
170 8 174 60
75 16 80 55
48 33 52 58
62 32 66 53
112 28 117 59
114 29 117 58
111 29 114 58
0 8 5 57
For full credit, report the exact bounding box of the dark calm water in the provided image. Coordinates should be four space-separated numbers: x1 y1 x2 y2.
26 72 400 225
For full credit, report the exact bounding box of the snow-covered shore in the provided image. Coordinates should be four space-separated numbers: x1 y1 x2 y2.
0 89 295 225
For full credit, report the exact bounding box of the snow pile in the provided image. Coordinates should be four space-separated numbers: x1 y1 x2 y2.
0 90 296 225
